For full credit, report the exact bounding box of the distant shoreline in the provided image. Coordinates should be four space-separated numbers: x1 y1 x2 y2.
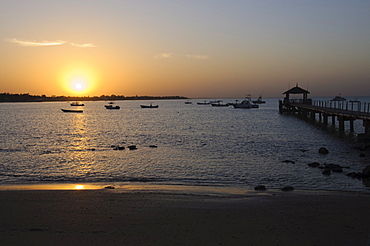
0 93 188 103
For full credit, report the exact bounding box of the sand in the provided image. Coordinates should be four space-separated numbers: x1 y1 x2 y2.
0 187 370 246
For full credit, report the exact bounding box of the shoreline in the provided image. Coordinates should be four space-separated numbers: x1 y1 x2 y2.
0 182 369 197
1 185 370 245
1 182 369 194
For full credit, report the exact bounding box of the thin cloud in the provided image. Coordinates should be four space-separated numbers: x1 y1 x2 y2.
5 38 66 46
70 43 96 48
154 53 173 59
154 53 209 60
184 54 209 60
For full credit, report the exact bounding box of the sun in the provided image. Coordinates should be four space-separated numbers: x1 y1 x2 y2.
61 68 96 95
75 185 84 190
71 78 88 92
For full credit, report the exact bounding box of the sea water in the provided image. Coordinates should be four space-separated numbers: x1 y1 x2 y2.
0 97 369 192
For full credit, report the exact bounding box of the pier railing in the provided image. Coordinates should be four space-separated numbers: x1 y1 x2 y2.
288 99 370 120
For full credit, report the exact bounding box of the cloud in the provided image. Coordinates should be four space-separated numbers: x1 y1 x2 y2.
184 54 209 60
154 53 173 59
154 53 209 60
70 43 96 48
5 38 66 46
5 38 96 48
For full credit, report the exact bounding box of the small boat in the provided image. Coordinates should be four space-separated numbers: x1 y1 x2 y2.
228 100 239 107
185 100 192 104
197 101 210 105
331 94 346 101
252 96 266 104
70 101 84 106
211 102 229 107
140 103 158 108
105 105 120 109
61 109 83 113
349 99 360 103
233 95 259 109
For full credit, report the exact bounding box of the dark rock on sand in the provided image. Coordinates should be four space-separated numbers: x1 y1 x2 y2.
254 185 267 191
318 147 329 154
282 186 294 191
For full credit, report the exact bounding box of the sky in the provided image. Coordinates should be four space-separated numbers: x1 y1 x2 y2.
1 0 369 98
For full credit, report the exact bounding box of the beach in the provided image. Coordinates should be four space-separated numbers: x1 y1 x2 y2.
0 187 369 246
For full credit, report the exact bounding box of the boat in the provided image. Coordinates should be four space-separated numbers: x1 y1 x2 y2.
197 101 210 105
61 109 83 113
228 100 239 107
252 95 266 104
105 105 120 109
211 102 229 107
70 101 84 106
233 95 259 109
331 94 346 101
185 100 192 104
140 103 159 108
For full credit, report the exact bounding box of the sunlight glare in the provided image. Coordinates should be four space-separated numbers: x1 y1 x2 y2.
61 66 96 95
75 185 84 190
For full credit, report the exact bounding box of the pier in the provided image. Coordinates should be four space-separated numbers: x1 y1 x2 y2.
279 85 370 141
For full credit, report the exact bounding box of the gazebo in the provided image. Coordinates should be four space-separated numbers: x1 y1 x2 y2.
283 84 310 104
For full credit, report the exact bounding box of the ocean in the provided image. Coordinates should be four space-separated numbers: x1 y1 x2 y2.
1 97 369 192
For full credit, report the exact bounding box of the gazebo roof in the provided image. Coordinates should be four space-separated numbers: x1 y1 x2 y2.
283 85 310 95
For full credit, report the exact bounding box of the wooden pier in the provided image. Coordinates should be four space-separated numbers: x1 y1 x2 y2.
279 85 370 141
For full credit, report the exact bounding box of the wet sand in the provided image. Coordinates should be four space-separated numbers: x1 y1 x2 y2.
0 188 370 246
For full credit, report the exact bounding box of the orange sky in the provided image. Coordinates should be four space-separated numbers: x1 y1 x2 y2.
1 1 369 98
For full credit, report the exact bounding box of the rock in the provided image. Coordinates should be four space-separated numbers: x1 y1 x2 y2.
113 146 125 150
282 160 295 164
318 147 329 154
322 169 331 176
128 145 137 150
254 185 266 191
331 167 343 173
362 165 370 179
282 186 294 191
308 162 320 168
324 164 343 173
346 172 362 180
